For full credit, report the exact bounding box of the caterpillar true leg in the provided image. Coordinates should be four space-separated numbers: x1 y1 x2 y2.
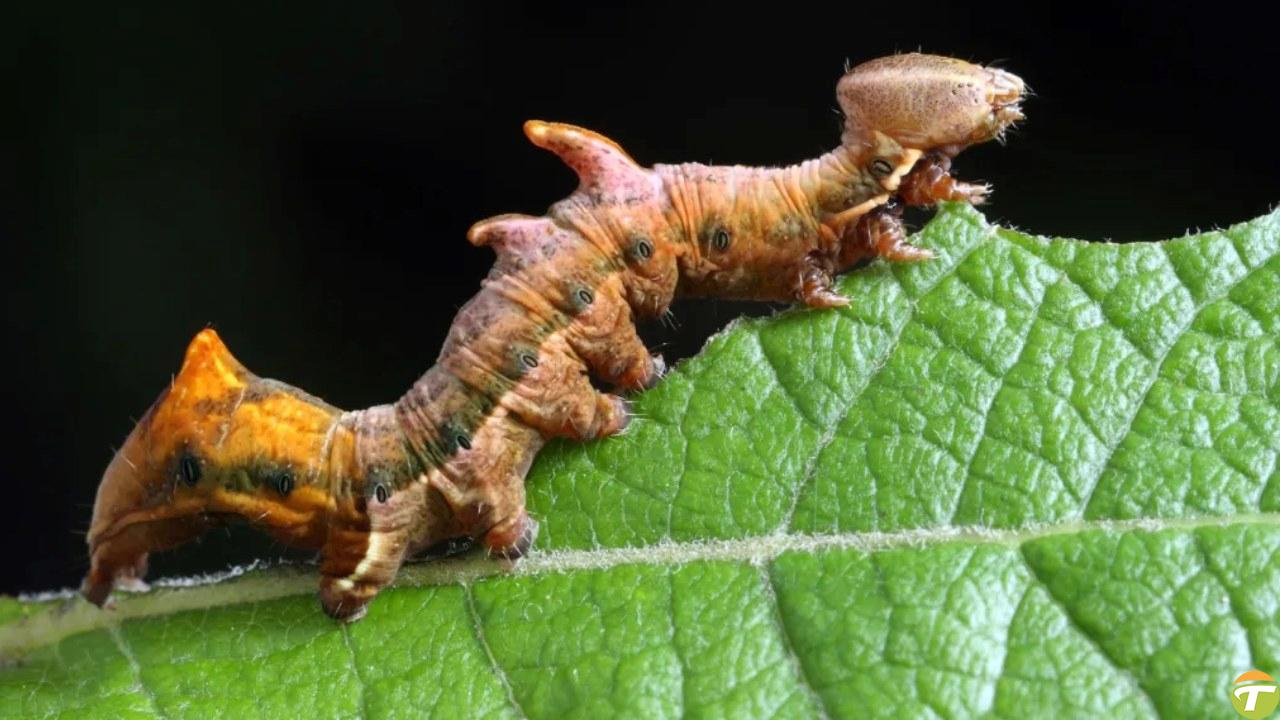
842 200 931 264
897 151 992 207
797 250 853 308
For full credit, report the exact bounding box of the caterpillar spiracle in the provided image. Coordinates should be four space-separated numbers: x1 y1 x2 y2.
82 53 1025 621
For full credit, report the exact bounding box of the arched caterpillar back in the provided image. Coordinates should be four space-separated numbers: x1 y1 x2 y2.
82 53 1025 621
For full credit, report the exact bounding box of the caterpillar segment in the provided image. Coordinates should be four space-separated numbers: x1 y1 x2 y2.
83 53 1025 621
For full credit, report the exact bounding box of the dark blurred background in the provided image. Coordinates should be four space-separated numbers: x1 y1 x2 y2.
2 2 1276 595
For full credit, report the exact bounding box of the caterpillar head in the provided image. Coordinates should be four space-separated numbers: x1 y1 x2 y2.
81 329 345 607
838 53 1025 156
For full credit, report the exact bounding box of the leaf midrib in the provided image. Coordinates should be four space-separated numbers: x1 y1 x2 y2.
4 512 1276 663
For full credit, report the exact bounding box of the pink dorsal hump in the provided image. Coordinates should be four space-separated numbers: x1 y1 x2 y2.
467 213 582 269
467 213 558 249
523 120 656 202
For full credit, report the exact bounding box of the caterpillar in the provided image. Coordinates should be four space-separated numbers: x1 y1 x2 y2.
81 53 1025 622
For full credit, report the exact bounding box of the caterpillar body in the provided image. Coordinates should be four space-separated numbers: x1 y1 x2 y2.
82 53 1025 621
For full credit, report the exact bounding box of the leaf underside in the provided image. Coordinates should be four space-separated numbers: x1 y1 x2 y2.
3 204 1277 719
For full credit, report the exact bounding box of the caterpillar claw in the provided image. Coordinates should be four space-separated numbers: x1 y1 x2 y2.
642 354 667 390
803 288 852 309
484 511 538 561
955 182 992 206
602 395 632 437
849 203 934 263
318 577 374 623
897 151 991 207
611 351 665 393
796 255 852 308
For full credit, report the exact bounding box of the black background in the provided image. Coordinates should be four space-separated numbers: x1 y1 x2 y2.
2 2 1277 596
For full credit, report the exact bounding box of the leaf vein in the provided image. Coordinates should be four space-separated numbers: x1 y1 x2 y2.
5 515 1280 663
1082 250 1277 517
107 624 168 720
462 583 529 720
1191 529 1260 669
1017 545 1161 717
338 624 369 720
950 250 1054 525
779 229 994 532
759 563 832 720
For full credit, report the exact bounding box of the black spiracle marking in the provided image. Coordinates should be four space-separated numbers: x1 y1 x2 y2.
439 418 475 456
509 346 539 378
179 452 201 486
629 235 654 262
702 222 732 252
271 469 294 497
713 227 732 251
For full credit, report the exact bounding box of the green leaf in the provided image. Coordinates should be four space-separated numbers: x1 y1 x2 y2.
3 204 1277 719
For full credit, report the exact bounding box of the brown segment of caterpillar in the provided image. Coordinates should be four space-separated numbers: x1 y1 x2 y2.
468 213 664 392
82 53 1025 621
